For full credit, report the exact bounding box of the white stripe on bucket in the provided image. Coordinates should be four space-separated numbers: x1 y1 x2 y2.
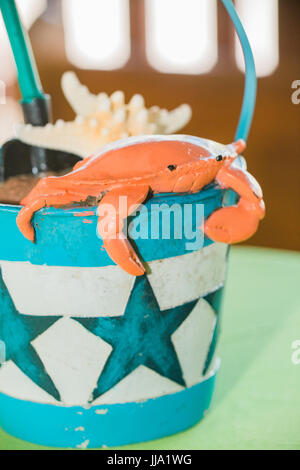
147 242 227 309
0 242 227 317
0 262 135 317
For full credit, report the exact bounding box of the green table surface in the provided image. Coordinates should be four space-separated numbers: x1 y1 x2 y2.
0 246 299 450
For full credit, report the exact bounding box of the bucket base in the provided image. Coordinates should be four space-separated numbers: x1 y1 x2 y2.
0 367 217 448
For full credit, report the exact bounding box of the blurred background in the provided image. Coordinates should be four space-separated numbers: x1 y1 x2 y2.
0 0 299 251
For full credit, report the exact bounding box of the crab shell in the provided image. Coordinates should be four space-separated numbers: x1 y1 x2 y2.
22 135 244 205
17 135 265 277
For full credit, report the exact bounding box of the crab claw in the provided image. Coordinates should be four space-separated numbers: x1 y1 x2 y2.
204 164 265 244
103 234 145 276
205 198 265 244
16 204 38 242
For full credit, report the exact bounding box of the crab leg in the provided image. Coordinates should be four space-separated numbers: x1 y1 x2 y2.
204 165 265 244
97 185 150 276
17 191 83 242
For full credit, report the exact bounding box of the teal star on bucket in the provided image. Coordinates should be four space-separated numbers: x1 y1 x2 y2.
202 288 223 375
75 275 198 401
0 270 61 401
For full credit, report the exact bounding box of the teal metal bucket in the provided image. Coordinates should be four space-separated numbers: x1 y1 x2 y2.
0 0 259 449
0 185 226 448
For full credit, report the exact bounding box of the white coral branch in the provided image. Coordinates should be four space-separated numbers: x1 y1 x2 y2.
16 72 192 158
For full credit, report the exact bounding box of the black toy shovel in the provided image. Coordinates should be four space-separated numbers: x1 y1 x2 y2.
0 0 80 182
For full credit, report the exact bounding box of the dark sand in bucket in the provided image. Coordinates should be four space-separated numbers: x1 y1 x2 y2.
0 169 72 205
0 174 40 205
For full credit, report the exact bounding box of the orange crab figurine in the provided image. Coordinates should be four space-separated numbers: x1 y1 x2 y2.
17 135 265 276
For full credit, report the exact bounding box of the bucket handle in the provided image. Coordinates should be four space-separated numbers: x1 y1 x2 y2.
221 0 257 143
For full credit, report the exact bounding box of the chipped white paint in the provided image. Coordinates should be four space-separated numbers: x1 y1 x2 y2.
0 261 135 317
76 440 90 449
172 298 216 387
147 243 227 310
32 318 112 405
95 408 108 414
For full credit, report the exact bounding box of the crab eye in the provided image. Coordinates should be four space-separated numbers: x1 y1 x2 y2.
216 155 223 162
167 164 176 171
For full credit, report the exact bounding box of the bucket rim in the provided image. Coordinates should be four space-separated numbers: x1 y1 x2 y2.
0 183 222 218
